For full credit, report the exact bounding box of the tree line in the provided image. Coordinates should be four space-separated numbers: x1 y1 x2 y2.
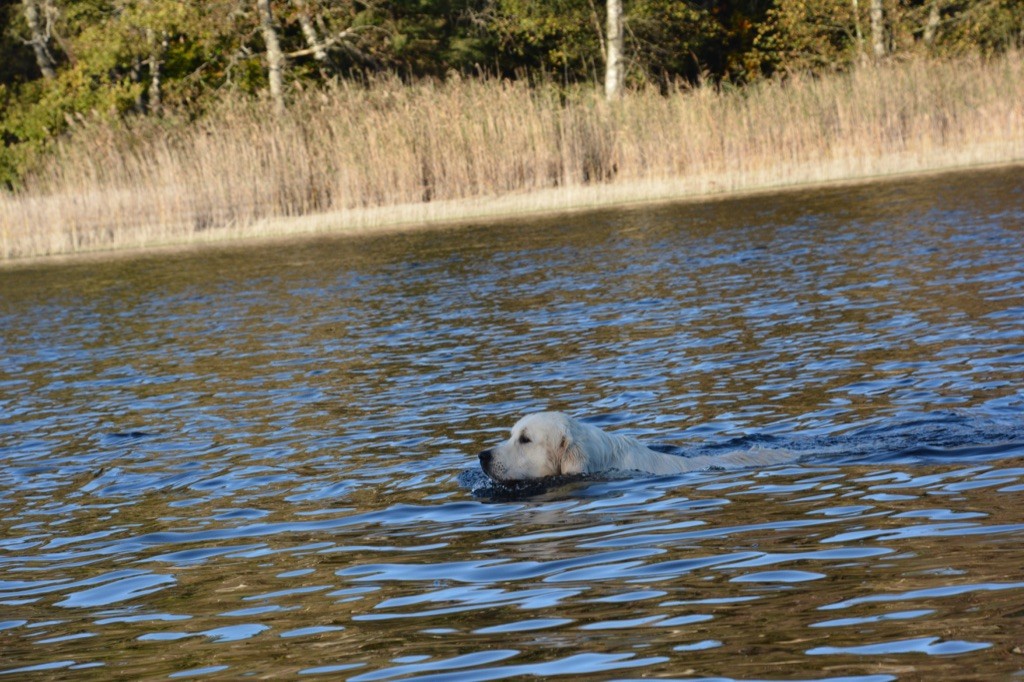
1 0 1021 187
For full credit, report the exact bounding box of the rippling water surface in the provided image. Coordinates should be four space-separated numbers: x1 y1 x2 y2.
2 168 1023 680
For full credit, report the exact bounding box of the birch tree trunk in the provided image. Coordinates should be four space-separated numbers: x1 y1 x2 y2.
604 0 623 101
851 0 867 64
256 0 286 113
147 28 167 114
294 0 331 77
23 0 57 79
298 16 329 64
923 0 942 46
870 0 886 59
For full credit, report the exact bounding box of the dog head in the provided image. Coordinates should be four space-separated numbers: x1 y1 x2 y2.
477 412 585 482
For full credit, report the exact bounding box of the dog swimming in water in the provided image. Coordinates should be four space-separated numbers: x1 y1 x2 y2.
478 412 796 483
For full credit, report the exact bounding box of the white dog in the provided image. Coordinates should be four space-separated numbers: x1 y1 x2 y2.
478 412 796 482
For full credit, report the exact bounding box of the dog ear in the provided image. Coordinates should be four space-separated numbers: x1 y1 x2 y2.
558 435 585 475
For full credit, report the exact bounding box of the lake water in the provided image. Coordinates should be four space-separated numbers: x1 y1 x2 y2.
1 167 1023 680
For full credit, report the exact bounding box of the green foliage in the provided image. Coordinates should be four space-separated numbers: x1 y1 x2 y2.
753 0 862 75
931 0 1024 53
484 0 603 79
628 0 729 83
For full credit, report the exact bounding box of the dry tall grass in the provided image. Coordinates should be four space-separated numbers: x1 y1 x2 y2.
2 53 1023 261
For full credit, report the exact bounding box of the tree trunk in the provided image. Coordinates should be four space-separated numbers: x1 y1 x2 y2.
851 0 867 64
869 0 886 59
587 0 606 67
147 28 167 114
294 0 332 78
297 15 329 65
256 0 286 113
23 0 57 79
923 0 942 46
604 0 623 100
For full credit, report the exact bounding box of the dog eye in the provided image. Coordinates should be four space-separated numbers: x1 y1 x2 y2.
518 433 531 444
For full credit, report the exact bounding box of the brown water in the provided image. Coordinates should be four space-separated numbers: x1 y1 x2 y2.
1 167 1023 680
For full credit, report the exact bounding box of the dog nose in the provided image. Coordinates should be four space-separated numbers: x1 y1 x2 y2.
478 450 493 468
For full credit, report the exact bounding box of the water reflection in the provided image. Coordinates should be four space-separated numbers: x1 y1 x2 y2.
1 167 1023 679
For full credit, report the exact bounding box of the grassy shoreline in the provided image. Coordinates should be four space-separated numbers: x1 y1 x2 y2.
5 159 1021 271
2 53 1023 264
